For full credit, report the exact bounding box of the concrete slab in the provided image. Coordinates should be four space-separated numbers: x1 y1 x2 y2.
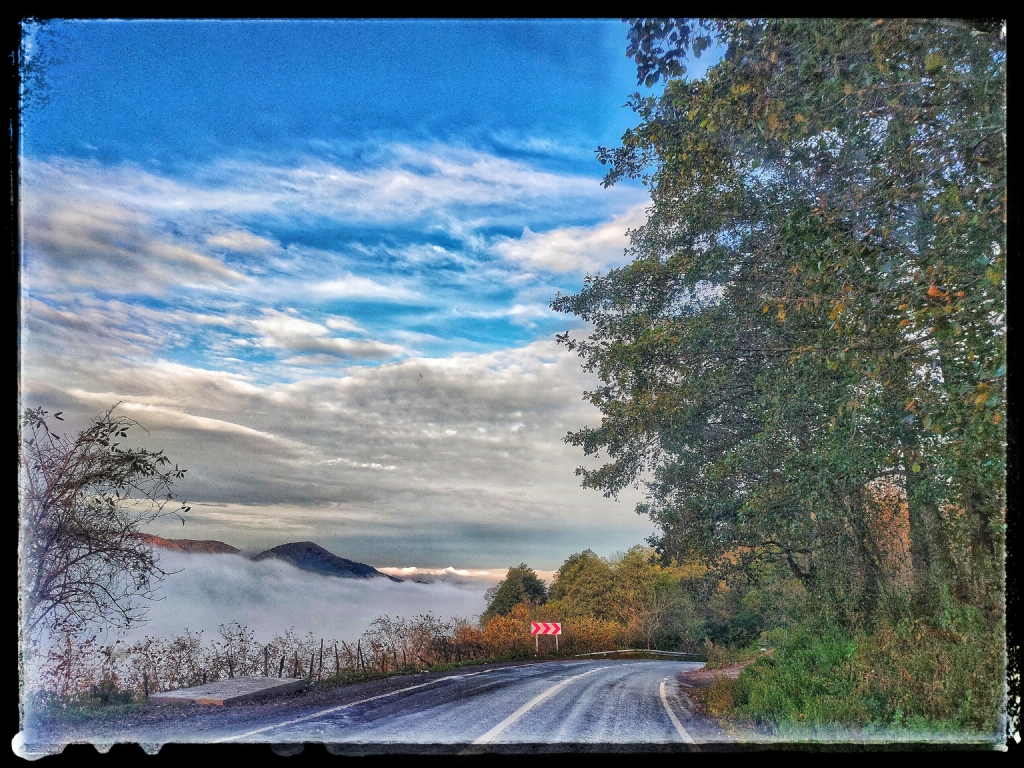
149 676 306 706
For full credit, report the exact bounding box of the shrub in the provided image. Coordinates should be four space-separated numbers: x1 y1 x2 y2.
88 679 133 706
482 603 533 658
695 675 736 717
731 610 1004 734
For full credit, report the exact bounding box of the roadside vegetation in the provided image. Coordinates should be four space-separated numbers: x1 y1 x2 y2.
548 18 1007 738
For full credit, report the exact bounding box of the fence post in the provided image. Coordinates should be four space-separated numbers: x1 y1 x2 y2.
319 639 324 681
264 646 269 677
279 656 285 678
309 651 315 681
143 672 149 703
293 651 299 678
335 643 340 677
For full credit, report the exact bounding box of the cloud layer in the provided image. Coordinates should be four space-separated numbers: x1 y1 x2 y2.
23 331 651 567
20 143 654 569
119 551 495 645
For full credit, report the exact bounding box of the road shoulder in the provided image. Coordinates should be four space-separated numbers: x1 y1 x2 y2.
674 660 763 742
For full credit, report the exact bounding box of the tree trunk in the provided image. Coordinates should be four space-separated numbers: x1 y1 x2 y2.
850 491 887 620
905 466 953 610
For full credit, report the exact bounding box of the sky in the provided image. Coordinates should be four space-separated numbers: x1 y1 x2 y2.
19 19 723 571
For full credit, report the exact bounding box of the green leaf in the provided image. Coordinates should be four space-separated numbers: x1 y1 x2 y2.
924 52 946 74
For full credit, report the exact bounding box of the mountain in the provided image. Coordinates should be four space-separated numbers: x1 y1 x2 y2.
253 541 403 582
136 533 240 554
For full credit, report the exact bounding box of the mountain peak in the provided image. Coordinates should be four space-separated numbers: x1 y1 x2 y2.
253 541 402 581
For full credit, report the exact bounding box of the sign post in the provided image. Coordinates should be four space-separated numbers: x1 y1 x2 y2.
530 622 562 654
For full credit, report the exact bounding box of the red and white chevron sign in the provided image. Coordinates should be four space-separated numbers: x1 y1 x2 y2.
531 622 561 635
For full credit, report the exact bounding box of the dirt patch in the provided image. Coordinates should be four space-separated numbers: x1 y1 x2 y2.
678 658 756 690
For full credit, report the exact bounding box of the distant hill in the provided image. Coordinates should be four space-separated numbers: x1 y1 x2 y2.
136 533 240 554
254 541 403 582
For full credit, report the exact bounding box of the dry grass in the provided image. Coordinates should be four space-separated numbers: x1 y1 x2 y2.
682 657 759 717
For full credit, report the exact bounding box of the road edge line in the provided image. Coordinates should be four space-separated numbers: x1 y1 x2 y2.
214 667 513 743
660 679 696 745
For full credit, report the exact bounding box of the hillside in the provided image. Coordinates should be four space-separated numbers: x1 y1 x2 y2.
136 533 240 554
254 541 403 581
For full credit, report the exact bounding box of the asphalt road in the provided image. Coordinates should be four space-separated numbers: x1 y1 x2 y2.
18 659 723 757
213 659 708 749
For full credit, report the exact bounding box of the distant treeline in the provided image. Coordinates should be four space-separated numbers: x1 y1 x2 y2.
480 545 787 652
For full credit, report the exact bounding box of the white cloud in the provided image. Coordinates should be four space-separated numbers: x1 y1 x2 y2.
377 565 556 585
493 204 648 273
488 131 593 160
305 274 420 302
23 147 638 231
62 389 312 453
324 315 367 333
449 302 553 329
21 195 246 295
251 308 405 361
18 144 657 569
206 230 279 251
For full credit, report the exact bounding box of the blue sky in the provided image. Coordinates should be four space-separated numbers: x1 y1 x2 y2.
20 20 722 568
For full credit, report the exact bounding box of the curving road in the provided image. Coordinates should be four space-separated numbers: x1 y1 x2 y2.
213 660 708 749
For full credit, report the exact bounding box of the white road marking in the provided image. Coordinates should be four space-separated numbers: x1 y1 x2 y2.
214 667 516 743
660 679 696 744
472 666 608 745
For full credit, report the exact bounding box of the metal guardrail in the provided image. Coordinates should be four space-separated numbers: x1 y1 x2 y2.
574 649 704 658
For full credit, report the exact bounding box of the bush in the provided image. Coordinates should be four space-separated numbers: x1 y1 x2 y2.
88 679 133 706
695 675 736 717
703 640 760 670
732 625 867 727
562 616 624 654
482 603 534 658
730 609 1004 734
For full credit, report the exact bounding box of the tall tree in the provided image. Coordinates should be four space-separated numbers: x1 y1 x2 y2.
548 549 616 620
553 19 1005 619
482 564 548 623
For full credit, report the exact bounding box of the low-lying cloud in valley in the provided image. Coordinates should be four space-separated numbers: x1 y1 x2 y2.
120 551 500 646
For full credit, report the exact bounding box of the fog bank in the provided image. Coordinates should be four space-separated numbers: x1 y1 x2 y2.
120 551 496 644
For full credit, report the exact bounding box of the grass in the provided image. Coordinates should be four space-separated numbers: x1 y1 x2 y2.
726 607 1004 736
703 642 761 670
694 675 736 717
22 689 146 728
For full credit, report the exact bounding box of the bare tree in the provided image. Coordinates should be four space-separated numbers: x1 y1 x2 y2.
19 404 190 637
619 589 674 650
